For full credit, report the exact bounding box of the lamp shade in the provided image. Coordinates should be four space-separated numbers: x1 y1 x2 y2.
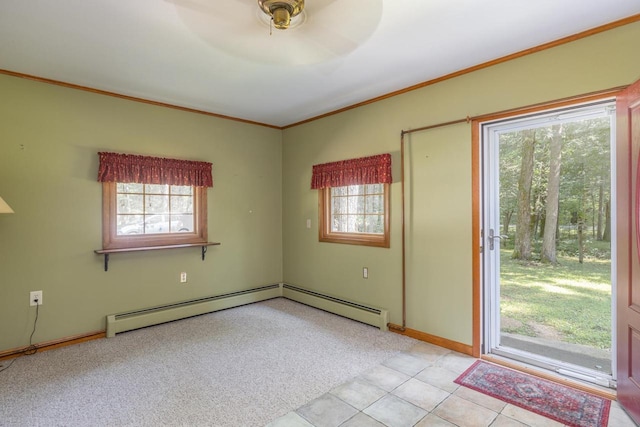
0 196 14 214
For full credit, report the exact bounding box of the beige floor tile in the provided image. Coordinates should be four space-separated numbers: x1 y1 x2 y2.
607 402 638 427
391 378 450 411
489 414 528 426
435 352 477 375
414 366 461 393
432 394 499 427
266 412 314 427
359 365 411 392
414 413 457 426
296 393 359 427
339 412 386 427
330 378 387 411
382 352 431 377
500 404 564 427
363 394 427 427
453 385 507 413
406 342 451 363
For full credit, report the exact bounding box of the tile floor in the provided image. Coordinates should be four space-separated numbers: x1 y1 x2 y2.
266 341 637 427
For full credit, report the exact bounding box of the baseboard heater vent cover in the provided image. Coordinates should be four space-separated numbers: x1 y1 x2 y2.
282 284 388 331
106 284 281 337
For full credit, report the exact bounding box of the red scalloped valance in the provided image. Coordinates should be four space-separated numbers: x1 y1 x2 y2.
97 152 213 187
311 153 392 189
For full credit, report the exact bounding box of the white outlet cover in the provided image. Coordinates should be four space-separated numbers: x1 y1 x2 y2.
30 291 43 306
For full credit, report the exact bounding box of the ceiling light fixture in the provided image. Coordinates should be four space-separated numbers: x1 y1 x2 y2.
258 0 304 30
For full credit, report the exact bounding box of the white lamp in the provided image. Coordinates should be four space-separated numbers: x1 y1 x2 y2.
0 196 14 214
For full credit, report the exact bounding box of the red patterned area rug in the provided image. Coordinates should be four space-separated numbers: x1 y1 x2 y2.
454 361 611 427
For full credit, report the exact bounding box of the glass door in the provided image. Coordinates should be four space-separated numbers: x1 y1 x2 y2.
482 100 616 388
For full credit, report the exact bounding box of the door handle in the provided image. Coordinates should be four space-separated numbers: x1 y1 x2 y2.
488 229 508 250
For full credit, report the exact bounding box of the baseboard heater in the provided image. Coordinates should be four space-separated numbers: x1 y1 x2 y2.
282 284 389 331
106 283 389 337
106 284 281 337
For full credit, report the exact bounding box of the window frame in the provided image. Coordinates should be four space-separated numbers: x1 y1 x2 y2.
318 183 390 248
101 182 208 250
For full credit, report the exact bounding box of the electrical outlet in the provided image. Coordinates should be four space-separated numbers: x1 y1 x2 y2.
180 272 187 283
363 267 368 279
30 290 43 306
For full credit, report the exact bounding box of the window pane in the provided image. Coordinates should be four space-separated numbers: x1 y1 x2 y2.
118 194 143 214
330 186 385 234
347 196 364 214
117 183 143 193
347 215 362 232
348 185 363 195
332 186 347 196
167 215 189 232
147 195 169 214
332 197 346 215
145 184 168 194
366 195 384 214
366 183 383 194
114 183 195 236
178 214 194 232
117 214 144 235
171 195 193 214
365 215 384 234
332 214 347 232
345 215 354 232
171 185 192 195
143 214 177 234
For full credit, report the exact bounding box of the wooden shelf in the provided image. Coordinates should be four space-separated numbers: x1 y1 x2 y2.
95 242 220 271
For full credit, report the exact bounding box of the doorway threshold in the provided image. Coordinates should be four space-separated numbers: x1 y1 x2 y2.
501 332 611 375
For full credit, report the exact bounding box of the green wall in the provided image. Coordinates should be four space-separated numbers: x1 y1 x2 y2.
282 21 640 346
2 21 640 354
0 76 282 352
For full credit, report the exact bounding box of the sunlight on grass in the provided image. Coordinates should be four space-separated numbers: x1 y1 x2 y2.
501 302 534 317
532 284 575 295
553 278 610 291
499 250 612 349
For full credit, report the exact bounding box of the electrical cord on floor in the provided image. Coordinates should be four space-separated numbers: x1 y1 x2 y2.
0 300 40 373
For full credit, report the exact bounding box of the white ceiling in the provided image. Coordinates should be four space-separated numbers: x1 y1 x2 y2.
1 0 638 128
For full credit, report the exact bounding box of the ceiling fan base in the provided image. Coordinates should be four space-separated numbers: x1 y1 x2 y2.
258 0 304 29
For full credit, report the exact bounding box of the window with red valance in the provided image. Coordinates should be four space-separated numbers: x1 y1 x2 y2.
97 152 213 250
312 153 391 248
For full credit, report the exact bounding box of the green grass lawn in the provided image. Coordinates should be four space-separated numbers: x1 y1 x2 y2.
500 245 611 350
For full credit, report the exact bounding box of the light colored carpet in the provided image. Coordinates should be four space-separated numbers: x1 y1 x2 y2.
0 298 417 426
